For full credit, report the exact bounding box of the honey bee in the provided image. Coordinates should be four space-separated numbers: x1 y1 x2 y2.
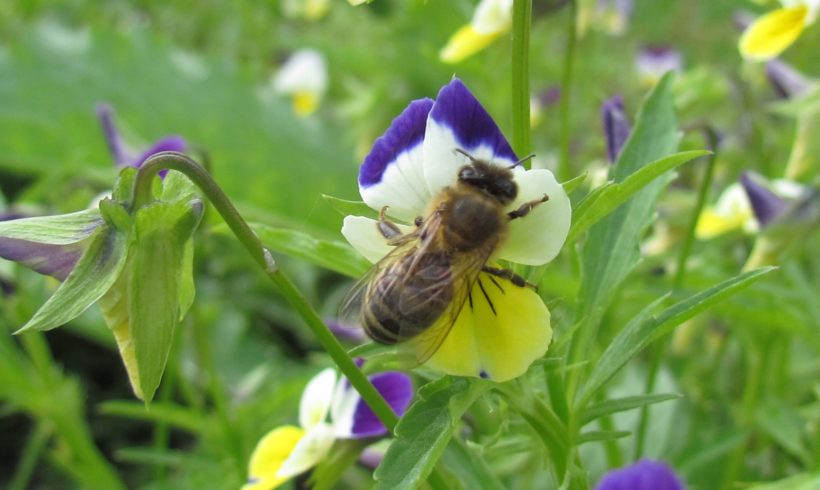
342 150 549 362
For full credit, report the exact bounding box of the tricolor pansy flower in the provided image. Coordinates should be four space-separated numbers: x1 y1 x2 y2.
594 459 686 490
341 79 571 382
272 49 328 118
739 0 820 61
695 172 804 239
243 367 413 490
439 0 512 64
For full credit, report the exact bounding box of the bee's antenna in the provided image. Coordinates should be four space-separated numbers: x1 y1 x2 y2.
454 148 477 162
511 153 536 168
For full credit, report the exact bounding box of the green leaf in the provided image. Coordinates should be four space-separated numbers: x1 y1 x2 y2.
321 194 376 219
439 438 507 490
579 267 776 404
562 172 588 195
745 472 820 490
16 226 128 333
0 208 103 244
755 397 811 464
581 393 682 425
127 200 203 402
577 430 631 445
251 223 371 278
311 439 370 490
568 150 709 242
374 377 492 490
98 400 208 433
577 73 680 324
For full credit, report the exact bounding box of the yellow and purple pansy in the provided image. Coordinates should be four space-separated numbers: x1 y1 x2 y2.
341 78 571 381
243 367 413 490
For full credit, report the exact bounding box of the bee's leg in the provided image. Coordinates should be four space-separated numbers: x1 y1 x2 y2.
378 206 403 240
414 216 424 228
481 266 538 291
508 194 549 220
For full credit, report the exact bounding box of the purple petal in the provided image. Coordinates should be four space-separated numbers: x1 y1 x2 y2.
96 103 128 167
766 59 811 100
132 135 188 169
536 86 561 107
428 79 517 163
0 238 86 281
595 459 685 490
740 172 788 227
359 98 434 187
350 371 413 438
636 46 682 80
601 95 631 163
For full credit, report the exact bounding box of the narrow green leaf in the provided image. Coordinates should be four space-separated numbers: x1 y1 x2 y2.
321 194 376 219
580 267 776 404
578 430 631 445
252 224 371 278
374 377 492 490
16 227 128 333
440 438 507 490
745 472 820 490
98 400 208 433
311 439 370 490
581 393 682 425
562 172 588 195
0 209 103 244
568 150 709 242
129 200 202 402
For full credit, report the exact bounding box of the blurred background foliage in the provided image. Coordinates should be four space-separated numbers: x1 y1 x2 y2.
0 0 818 489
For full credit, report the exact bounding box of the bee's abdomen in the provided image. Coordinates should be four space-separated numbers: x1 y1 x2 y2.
363 252 454 344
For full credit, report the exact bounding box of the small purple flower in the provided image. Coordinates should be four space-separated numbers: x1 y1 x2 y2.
601 95 631 163
765 59 812 99
96 104 187 172
595 459 685 490
636 46 683 86
740 172 789 228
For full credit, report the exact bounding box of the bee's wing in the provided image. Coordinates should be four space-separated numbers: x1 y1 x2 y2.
337 233 420 331
402 250 491 365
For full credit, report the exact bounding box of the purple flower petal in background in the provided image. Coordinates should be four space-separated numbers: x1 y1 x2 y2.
765 59 812 99
96 103 187 176
595 459 685 490
636 46 682 85
350 371 413 438
740 172 789 228
601 95 631 163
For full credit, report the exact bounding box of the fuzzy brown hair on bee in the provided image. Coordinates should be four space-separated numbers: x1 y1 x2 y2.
341 150 548 362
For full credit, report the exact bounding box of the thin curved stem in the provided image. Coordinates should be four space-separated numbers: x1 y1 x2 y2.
134 152 399 432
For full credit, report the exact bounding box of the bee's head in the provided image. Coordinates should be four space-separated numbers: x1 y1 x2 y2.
457 159 518 205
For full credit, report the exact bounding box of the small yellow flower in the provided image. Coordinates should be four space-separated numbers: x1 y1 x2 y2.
272 50 328 118
739 0 820 60
440 0 513 64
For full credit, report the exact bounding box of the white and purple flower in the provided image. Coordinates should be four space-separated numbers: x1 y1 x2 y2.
243 367 413 490
341 78 571 381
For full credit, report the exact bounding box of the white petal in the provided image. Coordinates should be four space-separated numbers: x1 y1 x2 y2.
499 168 571 265
273 49 327 95
275 423 335 479
341 215 412 264
330 377 360 438
299 368 336 430
472 0 513 34
360 143 431 222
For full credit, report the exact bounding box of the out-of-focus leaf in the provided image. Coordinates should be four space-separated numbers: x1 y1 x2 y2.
440 438 507 490
580 267 776 404
745 473 820 490
581 393 682 425
374 377 491 490
755 397 811 464
98 400 208 433
577 430 631 445
251 223 371 278
16 226 128 333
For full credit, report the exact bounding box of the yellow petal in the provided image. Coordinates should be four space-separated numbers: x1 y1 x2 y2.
415 272 552 382
292 91 320 117
739 5 808 61
242 426 305 490
694 207 751 239
439 25 504 64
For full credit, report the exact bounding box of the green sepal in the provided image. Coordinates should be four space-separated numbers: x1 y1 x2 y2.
99 198 133 232
0 208 103 244
374 377 492 490
15 225 129 333
111 166 138 203
125 199 203 402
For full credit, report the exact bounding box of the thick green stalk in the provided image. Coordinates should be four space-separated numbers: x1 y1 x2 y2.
634 128 719 458
134 152 399 433
558 0 578 181
511 0 532 158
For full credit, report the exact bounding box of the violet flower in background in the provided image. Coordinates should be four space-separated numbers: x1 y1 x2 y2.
595 459 685 490
601 95 631 163
765 59 813 99
636 46 683 87
97 103 187 171
740 172 790 228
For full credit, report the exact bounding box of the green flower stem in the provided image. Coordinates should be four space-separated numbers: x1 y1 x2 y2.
511 0 532 158
634 127 719 459
557 0 577 182
134 152 399 433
